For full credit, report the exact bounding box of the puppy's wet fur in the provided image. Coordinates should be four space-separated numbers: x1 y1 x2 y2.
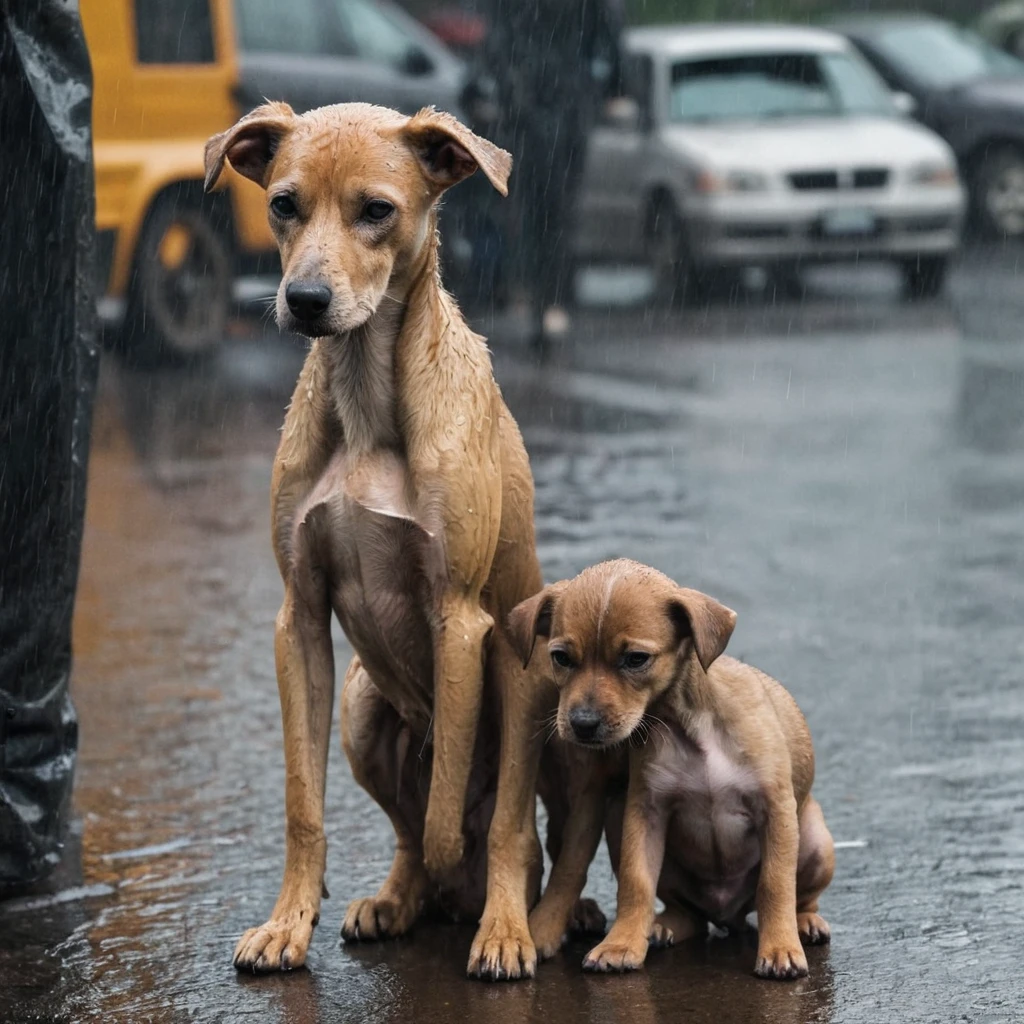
509 559 835 979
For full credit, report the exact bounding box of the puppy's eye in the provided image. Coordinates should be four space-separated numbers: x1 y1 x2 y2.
363 199 395 223
270 194 297 219
622 651 651 670
550 649 574 670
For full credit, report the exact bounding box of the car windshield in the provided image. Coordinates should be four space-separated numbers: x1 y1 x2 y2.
871 22 1024 88
669 51 896 123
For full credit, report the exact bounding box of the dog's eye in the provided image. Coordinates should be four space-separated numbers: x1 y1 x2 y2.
622 651 651 670
364 199 395 223
270 194 297 219
550 649 574 670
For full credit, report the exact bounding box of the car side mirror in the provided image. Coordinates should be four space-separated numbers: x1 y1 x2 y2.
892 91 917 116
604 96 641 131
401 45 434 77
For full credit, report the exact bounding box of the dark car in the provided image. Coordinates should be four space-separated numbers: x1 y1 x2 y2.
831 14 1024 238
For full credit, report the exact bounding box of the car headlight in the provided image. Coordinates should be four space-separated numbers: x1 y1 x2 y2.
909 162 959 186
725 170 770 192
692 169 770 193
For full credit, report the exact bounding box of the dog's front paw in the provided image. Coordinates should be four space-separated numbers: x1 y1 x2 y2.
569 897 607 936
234 906 318 973
467 913 537 980
582 934 647 973
797 912 831 946
528 903 569 961
754 939 808 980
422 816 465 884
341 895 418 942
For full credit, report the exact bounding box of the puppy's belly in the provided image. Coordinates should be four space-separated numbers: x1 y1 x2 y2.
661 804 762 924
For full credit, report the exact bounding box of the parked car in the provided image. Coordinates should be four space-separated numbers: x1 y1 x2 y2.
233 0 464 120
977 3 1024 59
573 24 965 302
82 0 272 362
831 14 1024 239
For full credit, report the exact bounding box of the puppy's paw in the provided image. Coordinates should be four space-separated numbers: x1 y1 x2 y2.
754 939 808 981
422 817 465 884
797 912 831 946
341 895 418 942
649 907 699 948
569 897 607 936
528 903 569 961
582 935 647 973
233 906 318 973
467 913 537 981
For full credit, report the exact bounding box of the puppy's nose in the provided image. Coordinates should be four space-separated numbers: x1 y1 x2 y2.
285 280 332 321
569 706 602 743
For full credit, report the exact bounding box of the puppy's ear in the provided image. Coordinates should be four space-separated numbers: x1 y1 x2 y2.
668 588 737 672
204 101 296 192
507 583 565 668
403 107 512 196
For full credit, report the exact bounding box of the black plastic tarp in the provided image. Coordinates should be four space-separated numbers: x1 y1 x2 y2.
0 0 98 888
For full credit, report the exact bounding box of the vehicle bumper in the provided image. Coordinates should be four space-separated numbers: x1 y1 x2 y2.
684 187 965 266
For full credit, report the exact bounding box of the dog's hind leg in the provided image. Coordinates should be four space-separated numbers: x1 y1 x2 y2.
341 657 429 941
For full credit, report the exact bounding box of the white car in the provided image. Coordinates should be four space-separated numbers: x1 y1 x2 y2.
573 24 966 301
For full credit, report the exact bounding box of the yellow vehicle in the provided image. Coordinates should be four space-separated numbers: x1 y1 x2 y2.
82 0 273 360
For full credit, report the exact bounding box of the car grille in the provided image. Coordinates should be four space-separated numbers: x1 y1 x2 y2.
788 168 890 191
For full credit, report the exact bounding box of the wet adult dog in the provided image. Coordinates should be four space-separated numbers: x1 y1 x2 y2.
204 102 555 979
510 560 834 979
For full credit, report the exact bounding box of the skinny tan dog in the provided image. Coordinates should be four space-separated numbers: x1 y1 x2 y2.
509 560 834 979
204 102 550 979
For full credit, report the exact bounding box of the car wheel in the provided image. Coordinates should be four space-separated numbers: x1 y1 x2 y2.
123 189 232 364
901 255 948 300
974 148 1024 239
645 199 706 308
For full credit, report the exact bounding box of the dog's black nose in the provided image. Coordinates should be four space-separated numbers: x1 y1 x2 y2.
286 281 332 321
569 706 602 743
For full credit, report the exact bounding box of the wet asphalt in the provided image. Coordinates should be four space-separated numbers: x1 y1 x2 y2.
2 249 1023 1023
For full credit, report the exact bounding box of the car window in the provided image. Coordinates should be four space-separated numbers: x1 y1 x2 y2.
135 0 215 63
334 0 416 68
669 51 893 123
235 0 348 57
872 23 1024 88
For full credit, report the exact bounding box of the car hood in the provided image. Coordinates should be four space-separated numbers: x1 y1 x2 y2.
661 116 952 171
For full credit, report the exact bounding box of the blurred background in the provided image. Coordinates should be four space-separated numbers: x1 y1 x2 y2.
85 0 1024 359
3 1 1024 1022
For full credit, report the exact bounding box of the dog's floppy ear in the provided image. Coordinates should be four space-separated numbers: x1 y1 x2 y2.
403 107 512 196
204 101 296 193
668 588 737 672
507 582 566 668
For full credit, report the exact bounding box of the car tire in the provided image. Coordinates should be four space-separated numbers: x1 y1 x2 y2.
901 255 948 300
645 198 707 308
974 147 1024 239
122 188 233 364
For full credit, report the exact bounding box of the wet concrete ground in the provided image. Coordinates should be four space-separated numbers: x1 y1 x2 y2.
3 250 1023 1022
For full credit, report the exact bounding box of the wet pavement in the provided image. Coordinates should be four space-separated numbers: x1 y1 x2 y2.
3 250 1024 1023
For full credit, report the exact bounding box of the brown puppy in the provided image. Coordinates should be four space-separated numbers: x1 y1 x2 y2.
509 560 834 980
205 103 548 979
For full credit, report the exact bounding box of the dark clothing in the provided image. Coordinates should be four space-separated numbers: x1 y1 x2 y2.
0 0 98 888
467 0 625 314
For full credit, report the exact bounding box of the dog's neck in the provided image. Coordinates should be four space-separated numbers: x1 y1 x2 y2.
321 293 406 454
320 228 444 455
659 655 718 730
